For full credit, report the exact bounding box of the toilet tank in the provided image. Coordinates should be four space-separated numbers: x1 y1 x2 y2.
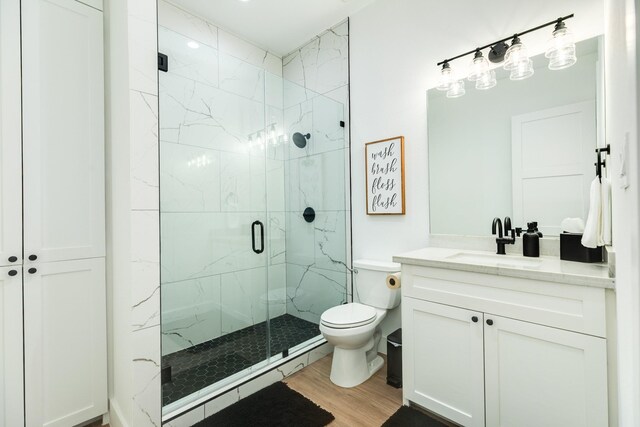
353 259 401 309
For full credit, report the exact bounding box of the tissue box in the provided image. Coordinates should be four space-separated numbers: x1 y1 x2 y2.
560 233 603 263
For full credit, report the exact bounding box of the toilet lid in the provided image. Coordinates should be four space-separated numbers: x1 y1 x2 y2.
321 303 377 329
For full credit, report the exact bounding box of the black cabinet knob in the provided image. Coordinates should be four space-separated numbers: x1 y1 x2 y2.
486 319 494 326
8 270 17 277
8 256 17 263
28 268 37 274
28 255 37 261
471 316 478 323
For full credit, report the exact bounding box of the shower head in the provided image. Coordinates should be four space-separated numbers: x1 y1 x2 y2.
292 132 311 148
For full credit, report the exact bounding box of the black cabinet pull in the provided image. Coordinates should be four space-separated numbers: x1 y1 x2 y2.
28 268 37 274
8 256 17 263
471 316 478 323
28 254 37 261
251 221 264 254
486 319 494 326
8 270 17 277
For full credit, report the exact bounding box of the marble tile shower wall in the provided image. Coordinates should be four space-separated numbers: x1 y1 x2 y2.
158 1 286 356
282 21 351 324
158 2 351 360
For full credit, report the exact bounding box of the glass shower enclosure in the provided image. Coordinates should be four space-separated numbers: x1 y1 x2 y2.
158 25 351 413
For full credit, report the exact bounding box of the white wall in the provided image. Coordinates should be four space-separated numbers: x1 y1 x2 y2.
104 0 133 424
105 1 162 426
349 0 605 350
604 0 640 424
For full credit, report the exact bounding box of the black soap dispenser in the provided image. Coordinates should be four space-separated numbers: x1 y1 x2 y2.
523 222 542 258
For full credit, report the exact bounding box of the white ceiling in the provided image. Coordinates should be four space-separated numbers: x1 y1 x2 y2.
168 0 377 56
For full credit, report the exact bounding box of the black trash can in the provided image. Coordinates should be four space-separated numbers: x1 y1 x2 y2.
386 328 402 388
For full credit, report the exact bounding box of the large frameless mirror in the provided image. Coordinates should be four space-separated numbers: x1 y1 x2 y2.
428 36 605 237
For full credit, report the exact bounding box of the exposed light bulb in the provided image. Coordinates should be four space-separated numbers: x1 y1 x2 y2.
437 62 455 91
503 37 531 71
546 20 577 70
468 50 490 82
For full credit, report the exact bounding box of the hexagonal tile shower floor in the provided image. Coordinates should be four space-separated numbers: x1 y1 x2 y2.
162 314 320 406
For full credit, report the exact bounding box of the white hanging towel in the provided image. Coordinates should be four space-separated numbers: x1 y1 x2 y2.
581 177 612 248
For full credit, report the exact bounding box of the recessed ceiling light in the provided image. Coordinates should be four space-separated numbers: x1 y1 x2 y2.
187 41 199 49
238 0 251 2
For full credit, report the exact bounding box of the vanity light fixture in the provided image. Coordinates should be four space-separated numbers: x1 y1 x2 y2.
467 50 490 81
468 50 497 90
436 62 455 91
546 20 577 70
436 14 575 97
503 36 534 80
436 61 465 98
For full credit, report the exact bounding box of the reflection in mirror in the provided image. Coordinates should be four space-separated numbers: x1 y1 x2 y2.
428 36 604 237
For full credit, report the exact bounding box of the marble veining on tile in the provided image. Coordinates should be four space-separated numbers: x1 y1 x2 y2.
283 21 349 96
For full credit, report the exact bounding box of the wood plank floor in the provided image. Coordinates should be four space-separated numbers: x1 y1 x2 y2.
285 354 403 427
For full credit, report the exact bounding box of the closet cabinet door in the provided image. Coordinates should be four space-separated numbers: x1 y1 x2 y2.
21 0 105 264
0 267 24 426
403 298 485 427
484 315 608 427
0 0 22 268
24 258 107 427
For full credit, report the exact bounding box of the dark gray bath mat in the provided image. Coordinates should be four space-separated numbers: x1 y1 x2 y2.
193 381 334 427
382 405 449 427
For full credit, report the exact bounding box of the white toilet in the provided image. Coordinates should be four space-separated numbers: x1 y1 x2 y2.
319 259 401 388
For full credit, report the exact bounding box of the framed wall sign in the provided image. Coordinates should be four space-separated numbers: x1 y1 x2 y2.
365 136 405 215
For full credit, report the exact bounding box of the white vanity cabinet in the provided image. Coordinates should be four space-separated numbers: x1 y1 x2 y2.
403 298 486 426
400 262 610 427
483 315 607 427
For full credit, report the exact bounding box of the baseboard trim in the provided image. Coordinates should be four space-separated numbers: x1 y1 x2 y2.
108 399 130 427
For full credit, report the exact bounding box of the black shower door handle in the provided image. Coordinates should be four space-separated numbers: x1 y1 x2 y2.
251 220 264 254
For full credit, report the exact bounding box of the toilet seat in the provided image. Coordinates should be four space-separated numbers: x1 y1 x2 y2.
320 303 377 329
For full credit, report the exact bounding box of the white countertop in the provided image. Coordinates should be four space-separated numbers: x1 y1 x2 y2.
393 247 615 289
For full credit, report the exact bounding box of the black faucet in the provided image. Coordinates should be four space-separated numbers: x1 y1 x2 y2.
492 216 516 255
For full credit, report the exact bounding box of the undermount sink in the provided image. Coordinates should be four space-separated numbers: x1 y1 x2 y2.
445 252 542 268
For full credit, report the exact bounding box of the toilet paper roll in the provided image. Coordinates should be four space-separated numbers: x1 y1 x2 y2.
386 272 401 289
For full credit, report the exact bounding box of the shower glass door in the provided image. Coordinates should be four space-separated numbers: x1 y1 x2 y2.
159 21 350 415
159 25 270 408
266 77 350 361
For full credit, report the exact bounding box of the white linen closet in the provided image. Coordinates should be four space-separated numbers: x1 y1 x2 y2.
0 0 107 425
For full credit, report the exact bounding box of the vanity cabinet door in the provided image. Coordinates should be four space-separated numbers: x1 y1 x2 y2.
403 297 485 427
484 315 608 427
